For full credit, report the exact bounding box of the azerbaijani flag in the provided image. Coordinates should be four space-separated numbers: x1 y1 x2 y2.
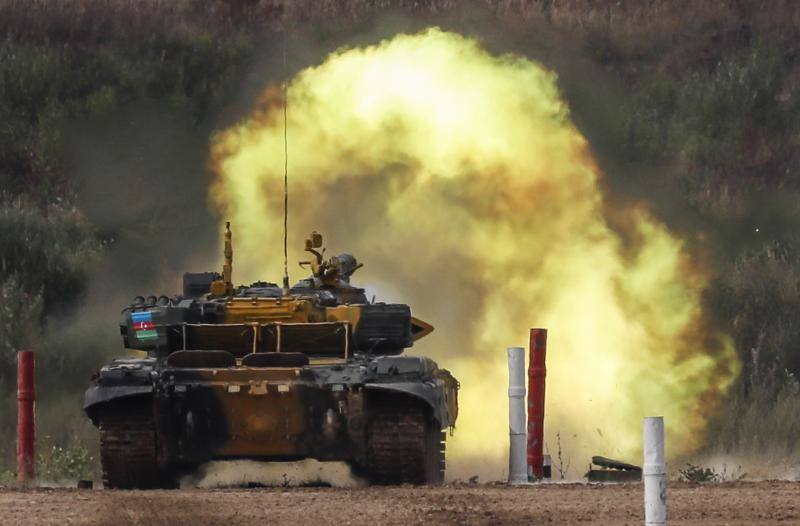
131 311 158 340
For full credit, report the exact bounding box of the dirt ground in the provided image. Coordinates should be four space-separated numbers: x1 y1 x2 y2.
1 481 798 525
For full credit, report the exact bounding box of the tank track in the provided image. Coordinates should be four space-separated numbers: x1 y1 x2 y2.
366 405 445 485
99 399 171 489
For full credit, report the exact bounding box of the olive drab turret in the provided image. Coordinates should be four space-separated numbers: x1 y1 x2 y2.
84 225 458 488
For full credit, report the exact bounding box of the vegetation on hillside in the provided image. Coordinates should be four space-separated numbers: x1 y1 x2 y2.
1 0 799 476
0 0 258 472
550 0 800 460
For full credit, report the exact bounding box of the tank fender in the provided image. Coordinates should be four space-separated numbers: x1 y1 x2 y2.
372 355 436 375
364 381 454 428
83 385 153 422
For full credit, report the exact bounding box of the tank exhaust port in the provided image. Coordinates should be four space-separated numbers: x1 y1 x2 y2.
322 408 341 442
306 384 367 464
323 384 348 443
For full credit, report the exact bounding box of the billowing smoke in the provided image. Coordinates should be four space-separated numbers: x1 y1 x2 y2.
210 28 739 479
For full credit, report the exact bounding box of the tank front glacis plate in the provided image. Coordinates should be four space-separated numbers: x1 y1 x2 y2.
147 354 456 466
157 366 366 463
154 359 367 464
84 352 459 462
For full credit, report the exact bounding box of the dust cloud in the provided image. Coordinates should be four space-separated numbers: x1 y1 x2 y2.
184 459 364 488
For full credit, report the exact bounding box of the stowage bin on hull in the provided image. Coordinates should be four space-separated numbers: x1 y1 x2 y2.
84 225 459 489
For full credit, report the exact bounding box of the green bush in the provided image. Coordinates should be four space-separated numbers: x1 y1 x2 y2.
0 202 98 386
0 469 16 487
0 441 96 487
712 241 800 376
622 44 799 184
679 463 720 483
708 368 800 458
0 20 251 204
37 443 95 482
623 75 679 161
678 45 793 169
0 202 97 312
701 241 800 458
0 277 42 386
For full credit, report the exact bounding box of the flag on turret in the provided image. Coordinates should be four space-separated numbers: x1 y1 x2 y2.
131 311 158 340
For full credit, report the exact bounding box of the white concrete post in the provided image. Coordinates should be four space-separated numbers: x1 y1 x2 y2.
643 416 666 525
507 347 527 484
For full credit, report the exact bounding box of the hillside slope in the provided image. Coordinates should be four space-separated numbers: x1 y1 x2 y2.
0 0 798 477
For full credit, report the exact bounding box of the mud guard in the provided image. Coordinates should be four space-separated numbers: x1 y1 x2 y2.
364 382 454 428
83 385 153 422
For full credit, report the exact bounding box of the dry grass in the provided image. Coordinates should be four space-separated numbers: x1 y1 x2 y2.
2 0 796 56
498 1 800 52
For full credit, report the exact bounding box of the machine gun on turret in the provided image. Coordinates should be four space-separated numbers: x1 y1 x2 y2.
299 231 363 287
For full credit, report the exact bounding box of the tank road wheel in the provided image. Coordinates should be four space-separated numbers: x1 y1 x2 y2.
366 405 445 485
98 399 172 489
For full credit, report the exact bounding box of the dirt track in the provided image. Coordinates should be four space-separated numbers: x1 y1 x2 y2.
1 481 798 525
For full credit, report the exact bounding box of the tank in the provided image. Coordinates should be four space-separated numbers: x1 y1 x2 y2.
83 224 459 488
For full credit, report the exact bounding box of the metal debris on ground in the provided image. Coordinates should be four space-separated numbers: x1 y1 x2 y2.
585 456 642 483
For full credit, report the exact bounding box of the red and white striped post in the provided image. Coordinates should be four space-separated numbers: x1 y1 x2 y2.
527 329 547 480
16 351 35 482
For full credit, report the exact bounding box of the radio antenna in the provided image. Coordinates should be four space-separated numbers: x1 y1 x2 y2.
282 28 290 294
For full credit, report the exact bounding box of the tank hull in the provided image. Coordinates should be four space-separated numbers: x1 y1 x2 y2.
156 367 367 464
85 355 458 487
